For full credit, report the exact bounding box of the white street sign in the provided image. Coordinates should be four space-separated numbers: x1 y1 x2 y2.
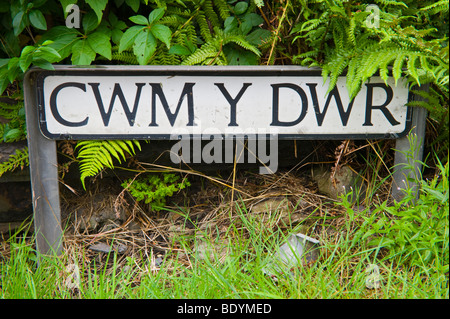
36 67 410 139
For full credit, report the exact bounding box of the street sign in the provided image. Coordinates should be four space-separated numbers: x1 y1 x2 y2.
23 65 426 257
35 66 411 140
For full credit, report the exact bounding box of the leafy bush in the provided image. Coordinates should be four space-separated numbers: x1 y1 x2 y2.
121 173 190 211
0 0 271 183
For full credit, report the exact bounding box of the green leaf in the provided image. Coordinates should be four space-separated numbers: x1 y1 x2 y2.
87 31 112 60
3 128 23 142
151 24 172 48
71 39 96 65
129 15 148 25
234 2 248 15
12 11 27 36
40 27 79 59
82 11 99 33
31 59 54 70
29 10 47 30
224 16 238 33
133 29 157 65
60 0 77 18
112 29 123 45
246 28 271 46
119 25 145 52
19 53 33 72
244 13 263 27
85 0 107 23
35 46 61 62
169 44 191 56
20 45 36 57
7 58 19 83
148 8 165 24
125 0 140 12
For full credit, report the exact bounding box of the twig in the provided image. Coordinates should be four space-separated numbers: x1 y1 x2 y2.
267 0 289 65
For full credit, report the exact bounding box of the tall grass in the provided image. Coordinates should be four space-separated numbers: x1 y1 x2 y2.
0 154 448 299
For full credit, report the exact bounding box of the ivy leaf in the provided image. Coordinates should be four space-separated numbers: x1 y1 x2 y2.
29 10 47 30
87 31 112 60
85 0 107 23
129 15 148 25
148 8 165 24
71 39 96 65
133 29 157 65
119 25 145 52
151 24 171 48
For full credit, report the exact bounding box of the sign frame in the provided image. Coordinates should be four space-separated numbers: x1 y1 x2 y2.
23 65 427 256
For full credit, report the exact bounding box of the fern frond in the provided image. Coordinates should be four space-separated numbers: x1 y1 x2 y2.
0 147 29 177
75 140 140 188
181 43 219 65
223 34 261 56
374 0 408 8
196 10 213 41
214 0 230 20
111 50 139 64
202 0 221 28
419 0 449 15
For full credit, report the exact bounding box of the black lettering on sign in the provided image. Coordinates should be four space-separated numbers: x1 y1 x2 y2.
50 82 88 127
307 83 355 126
270 83 308 127
149 83 195 127
363 83 400 126
214 83 252 127
88 82 145 126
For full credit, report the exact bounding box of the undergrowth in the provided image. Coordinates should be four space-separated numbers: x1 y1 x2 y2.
1 155 448 299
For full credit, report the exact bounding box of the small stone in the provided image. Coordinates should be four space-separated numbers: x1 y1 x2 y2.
88 242 127 254
89 242 112 253
312 165 365 201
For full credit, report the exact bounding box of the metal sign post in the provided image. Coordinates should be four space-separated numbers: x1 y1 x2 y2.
391 85 428 201
24 70 62 256
23 65 426 256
